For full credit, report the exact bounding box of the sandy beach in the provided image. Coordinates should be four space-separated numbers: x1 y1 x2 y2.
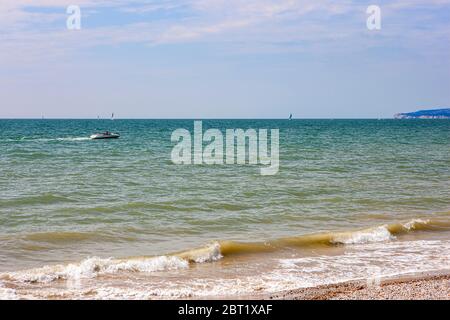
262 271 450 300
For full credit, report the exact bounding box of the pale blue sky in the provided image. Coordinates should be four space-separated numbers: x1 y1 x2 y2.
1 0 449 118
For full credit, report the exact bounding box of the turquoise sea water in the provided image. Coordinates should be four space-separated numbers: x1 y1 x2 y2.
0 119 449 298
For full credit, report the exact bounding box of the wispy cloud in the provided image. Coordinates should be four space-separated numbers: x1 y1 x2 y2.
1 0 449 66
119 0 188 14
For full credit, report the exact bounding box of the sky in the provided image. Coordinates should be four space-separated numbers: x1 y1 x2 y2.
0 0 449 118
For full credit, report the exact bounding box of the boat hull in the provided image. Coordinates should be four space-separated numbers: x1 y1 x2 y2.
90 134 120 140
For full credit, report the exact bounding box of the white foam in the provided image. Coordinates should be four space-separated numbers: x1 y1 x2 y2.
84 238 450 298
191 242 223 263
402 218 430 230
3 239 449 299
276 240 450 288
2 242 226 285
56 137 90 141
332 226 395 244
4 256 189 284
0 282 18 300
23 137 90 142
105 256 189 273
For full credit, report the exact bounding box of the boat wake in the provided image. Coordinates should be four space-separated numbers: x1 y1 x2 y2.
56 137 90 141
15 137 90 142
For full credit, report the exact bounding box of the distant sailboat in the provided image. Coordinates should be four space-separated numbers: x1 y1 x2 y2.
111 113 114 121
289 113 293 120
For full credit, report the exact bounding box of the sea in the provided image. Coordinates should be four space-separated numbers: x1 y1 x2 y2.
0 119 449 299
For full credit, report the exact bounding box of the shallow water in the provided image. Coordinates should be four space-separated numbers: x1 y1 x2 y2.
0 119 449 298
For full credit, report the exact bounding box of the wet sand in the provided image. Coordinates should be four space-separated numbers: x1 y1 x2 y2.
261 271 450 300
222 271 450 300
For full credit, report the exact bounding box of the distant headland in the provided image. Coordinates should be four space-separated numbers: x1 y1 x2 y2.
394 108 450 119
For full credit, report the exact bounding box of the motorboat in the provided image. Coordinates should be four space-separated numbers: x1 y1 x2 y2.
90 131 120 139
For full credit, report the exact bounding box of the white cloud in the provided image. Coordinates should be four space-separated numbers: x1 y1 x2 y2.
1 0 449 66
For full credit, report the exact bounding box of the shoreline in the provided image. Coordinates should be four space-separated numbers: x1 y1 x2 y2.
249 270 450 300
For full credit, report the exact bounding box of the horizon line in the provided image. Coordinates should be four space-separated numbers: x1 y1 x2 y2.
0 117 398 120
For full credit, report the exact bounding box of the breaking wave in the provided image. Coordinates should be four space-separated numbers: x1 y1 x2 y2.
3 256 189 284
1 218 448 284
1 243 222 284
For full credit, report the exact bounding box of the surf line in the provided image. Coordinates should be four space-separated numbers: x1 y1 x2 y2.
171 121 279 175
